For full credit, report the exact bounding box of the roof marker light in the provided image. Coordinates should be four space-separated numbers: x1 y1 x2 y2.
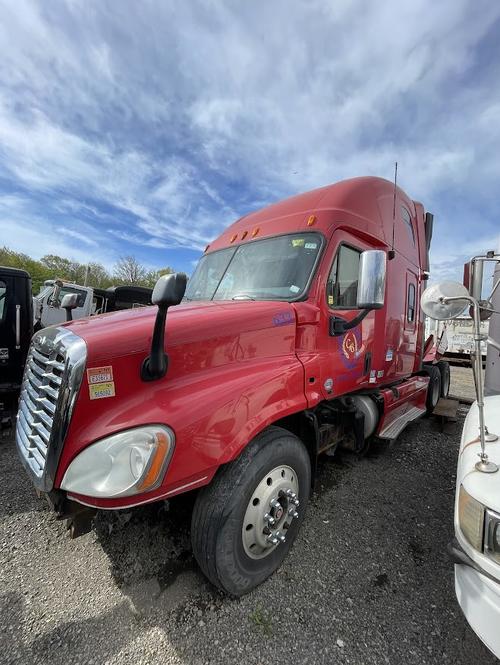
204 244 210 252
230 234 238 243
307 215 316 226
251 227 260 237
241 230 248 240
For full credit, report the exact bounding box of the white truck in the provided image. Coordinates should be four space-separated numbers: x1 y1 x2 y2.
33 280 153 329
422 250 500 659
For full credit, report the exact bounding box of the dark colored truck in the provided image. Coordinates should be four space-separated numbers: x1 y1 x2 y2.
0 267 33 429
0 267 33 393
15 176 448 595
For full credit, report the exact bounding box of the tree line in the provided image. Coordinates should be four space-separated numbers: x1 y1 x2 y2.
0 246 175 293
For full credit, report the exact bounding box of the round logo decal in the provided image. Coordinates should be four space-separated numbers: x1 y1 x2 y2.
338 328 362 369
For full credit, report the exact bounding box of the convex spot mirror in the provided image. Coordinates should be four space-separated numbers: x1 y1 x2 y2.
357 250 386 310
421 281 469 320
152 273 187 308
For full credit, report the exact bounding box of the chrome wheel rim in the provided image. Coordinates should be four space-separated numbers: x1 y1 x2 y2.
242 465 299 560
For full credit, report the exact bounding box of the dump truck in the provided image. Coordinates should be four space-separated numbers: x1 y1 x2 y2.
15 176 449 595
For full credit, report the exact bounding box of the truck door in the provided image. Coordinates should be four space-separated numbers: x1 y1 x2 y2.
322 231 379 397
401 270 418 374
0 269 33 390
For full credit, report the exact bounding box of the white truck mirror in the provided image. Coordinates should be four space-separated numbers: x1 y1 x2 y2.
61 293 79 322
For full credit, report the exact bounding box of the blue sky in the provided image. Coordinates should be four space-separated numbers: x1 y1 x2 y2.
0 1 499 282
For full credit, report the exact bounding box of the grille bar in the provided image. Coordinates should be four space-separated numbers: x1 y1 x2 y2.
15 327 87 491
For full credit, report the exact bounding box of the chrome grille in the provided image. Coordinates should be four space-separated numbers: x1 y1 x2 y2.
16 327 87 490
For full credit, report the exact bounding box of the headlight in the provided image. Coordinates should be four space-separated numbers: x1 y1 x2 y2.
485 508 500 564
458 484 485 551
60 426 175 498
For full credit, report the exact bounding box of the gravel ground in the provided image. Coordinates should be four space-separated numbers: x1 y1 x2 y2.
0 372 496 665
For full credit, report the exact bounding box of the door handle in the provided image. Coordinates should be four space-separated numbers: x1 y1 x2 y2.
363 351 372 376
15 304 21 349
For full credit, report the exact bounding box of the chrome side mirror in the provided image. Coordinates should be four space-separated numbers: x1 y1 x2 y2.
357 250 386 310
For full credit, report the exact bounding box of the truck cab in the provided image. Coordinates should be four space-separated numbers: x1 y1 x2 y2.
15 176 446 595
33 281 153 328
34 280 94 328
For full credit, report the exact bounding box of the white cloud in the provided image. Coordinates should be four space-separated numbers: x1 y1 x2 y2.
0 0 498 277
0 194 114 266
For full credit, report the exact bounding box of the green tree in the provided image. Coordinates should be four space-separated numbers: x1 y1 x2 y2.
113 256 147 285
86 262 113 288
144 266 174 286
0 247 52 292
1 246 179 294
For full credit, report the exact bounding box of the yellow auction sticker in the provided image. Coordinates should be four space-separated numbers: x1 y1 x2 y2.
89 381 116 400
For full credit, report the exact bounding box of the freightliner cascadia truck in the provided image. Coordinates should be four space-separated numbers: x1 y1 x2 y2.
15 176 448 596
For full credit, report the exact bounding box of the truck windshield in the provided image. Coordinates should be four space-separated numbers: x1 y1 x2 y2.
185 233 322 302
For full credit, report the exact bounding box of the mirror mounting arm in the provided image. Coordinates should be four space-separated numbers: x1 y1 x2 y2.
141 304 168 381
330 308 370 336
140 272 187 382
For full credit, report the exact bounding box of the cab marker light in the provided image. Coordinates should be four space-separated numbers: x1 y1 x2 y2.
307 215 316 226
251 227 260 237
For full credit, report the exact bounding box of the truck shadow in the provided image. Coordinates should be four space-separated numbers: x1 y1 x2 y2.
94 493 197 590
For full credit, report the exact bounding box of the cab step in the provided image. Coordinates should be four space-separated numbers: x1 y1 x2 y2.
378 405 426 440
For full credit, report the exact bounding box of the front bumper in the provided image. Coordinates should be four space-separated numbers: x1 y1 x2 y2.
38 489 97 538
449 538 500 658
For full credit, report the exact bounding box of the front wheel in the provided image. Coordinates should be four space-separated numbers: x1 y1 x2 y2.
191 427 311 596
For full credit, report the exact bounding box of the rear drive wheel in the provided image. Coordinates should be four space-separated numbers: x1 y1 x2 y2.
437 360 450 398
424 365 441 414
191 427 311 596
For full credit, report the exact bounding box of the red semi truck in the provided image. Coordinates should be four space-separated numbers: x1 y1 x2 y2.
16 176 447 595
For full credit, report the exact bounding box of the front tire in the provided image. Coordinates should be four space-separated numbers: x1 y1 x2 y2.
191 427 311 596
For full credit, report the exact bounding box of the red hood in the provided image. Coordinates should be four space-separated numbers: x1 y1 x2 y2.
65 300 298 364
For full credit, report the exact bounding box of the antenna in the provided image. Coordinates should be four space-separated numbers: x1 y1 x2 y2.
392 161 398 220
389 161 398 259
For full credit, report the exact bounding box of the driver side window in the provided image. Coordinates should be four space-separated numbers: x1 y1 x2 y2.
327 244 361 309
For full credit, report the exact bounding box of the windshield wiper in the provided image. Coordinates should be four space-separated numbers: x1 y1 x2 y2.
232 294 256 300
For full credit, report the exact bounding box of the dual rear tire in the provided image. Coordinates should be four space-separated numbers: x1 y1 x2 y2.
437 360 450 397
424 361 450 414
